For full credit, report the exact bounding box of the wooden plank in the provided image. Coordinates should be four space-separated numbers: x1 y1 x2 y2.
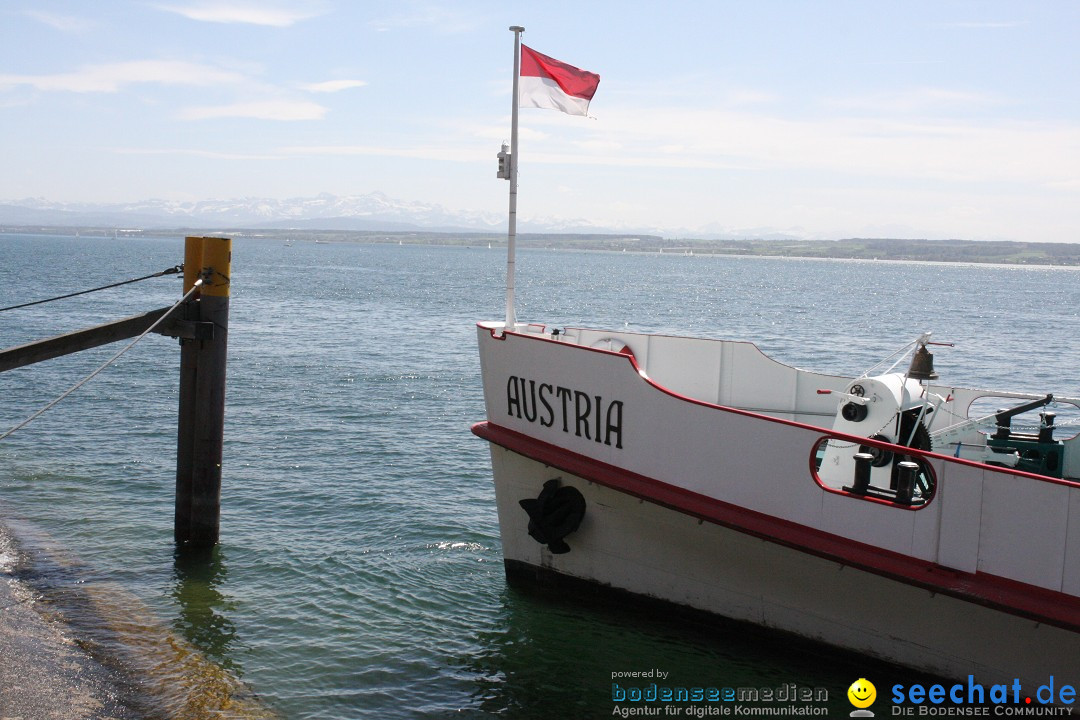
0 306 178 373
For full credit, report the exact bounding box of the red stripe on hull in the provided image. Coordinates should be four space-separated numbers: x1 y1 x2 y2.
473 420 1080 633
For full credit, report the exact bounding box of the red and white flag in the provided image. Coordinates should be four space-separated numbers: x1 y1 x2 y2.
519 45 600 117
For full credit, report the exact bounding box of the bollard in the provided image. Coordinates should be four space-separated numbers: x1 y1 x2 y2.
1039 411 1057 444
851 452 874 495
895 461 919 505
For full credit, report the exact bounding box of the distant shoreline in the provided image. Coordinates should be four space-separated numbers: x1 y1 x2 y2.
4 225 1080 266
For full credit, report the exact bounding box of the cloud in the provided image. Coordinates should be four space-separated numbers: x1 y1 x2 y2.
0 60 245 93
181 100 327 120
938 21 1029 29
279 143 482 163
723 89 779 107
826 87 1004 114
370 4 478 33
112 147 283 160
499 102 1080 197
156 1 327 27
302 79 367 93
24 10 97 33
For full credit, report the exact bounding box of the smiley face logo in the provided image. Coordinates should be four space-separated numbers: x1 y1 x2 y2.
847 678 876 709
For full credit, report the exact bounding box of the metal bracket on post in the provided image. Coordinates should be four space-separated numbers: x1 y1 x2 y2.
157 320 216 341
154 306 216 341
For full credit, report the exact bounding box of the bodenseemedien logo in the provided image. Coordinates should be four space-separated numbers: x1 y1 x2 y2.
848 678 877 717
609 676 830 716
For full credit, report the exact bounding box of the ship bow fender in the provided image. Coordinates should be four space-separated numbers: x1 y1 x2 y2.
518 478 587 554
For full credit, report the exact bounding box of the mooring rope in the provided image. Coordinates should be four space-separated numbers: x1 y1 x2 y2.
0 279 202 443
0 264 183 314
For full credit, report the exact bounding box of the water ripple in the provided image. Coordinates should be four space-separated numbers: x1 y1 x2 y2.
3 237 1079 717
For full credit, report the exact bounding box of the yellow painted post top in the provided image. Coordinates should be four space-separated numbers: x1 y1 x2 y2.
199 237 232 297
183 236 204 294
184 237 232 297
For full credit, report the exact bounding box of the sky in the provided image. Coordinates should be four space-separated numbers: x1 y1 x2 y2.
1 1 1078 242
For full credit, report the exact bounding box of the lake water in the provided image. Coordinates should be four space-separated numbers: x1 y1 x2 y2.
1 233 1078 718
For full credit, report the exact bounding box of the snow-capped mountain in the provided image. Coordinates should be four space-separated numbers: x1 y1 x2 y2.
0 192 628 234
0 192 818 240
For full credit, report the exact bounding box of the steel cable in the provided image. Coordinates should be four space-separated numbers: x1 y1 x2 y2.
0 264 183 313
0 279 202 442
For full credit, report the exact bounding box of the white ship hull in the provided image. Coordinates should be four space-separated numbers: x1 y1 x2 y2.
489 444 1076 686
473 321 1080 689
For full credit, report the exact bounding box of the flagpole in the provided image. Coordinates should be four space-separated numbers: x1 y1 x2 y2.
505 25 524 331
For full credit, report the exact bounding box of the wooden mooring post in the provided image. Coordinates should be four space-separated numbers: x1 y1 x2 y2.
175 236 231 549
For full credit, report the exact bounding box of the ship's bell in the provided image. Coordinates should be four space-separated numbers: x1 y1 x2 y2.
908 344 939 381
